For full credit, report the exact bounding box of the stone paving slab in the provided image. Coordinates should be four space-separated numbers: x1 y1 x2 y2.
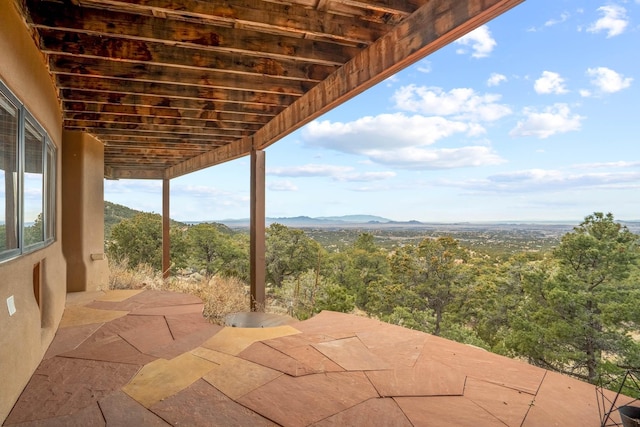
195 347 283 400
522 370 624 427
118 315 175 354
58 305 128 328
365 359 466 397
424 334 547 395
4 358 138 425
43 322 103 359
237 371 379 427
95 289 144 302
239 341 339 377
464 377 535 427
98 391 170 426
150 379 277 427
122 352 217 408
395 395 508 427
5 403 105 427
164 312 218 339
356 329 427 368
310 398 413 427
130 303 204 316
312 336 391 371
146 323 223 360
202 324 300 355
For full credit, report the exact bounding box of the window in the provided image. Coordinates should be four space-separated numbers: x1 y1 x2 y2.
0 81 56 261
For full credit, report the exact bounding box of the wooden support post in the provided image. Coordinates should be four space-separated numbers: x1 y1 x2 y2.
162 177 170 279
250 148 266 312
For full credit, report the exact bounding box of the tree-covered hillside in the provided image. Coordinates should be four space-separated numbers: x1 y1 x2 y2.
105 201 144 238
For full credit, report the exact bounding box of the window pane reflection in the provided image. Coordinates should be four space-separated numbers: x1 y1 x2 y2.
24 120 44 247
0 92 18 254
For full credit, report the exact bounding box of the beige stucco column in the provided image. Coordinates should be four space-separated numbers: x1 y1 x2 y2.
61 131 109 292
250 148 266 311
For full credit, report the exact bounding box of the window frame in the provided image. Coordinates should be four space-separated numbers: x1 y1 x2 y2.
0 80 57 262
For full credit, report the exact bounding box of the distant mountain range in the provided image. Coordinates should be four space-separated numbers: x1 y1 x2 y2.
104 201 640 232
214 215 429 228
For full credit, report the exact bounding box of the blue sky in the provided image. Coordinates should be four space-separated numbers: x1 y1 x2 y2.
105 0 640 223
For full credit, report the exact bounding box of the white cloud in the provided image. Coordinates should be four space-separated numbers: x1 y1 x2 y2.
268 164 352 178
416 59 432 73
487 73 507 87
570 161 640 169
545 12 570 27
440 165 640 193
268 164 396 182
363 146 506 170
337 171 397 182
534 71 569 94
579 89 592 97
586 67 633 93
302 113 506 170
454 25 496 58
587 5 628 37
510 103 584 139
304 113 476 152
268 180 298 191
393 85 511 122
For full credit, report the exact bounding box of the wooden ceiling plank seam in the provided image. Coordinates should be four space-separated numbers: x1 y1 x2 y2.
38 29 336 83
61 95 283 116
65 123 262 135
64 119 263 132
76 0 396 44
66 126 249 138
56 80 297 107
96 134 238 143
64 110 272 126
107 168 167 179
50 59 314 96
51 68 311 98
25 0 362 65
166 0 525 179
63 112 271 126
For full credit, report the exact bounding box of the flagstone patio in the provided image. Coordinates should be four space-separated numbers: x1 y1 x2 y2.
3 289 635 426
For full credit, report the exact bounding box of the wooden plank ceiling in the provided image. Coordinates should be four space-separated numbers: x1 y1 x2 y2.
17 0 523 180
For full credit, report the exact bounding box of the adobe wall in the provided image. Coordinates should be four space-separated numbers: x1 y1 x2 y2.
62 131 110 292
0 2 66 423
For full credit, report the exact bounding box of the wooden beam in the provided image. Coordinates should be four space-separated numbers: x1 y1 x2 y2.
65 119 262 133
77 0 395 43
162 178 170 278
166 0 525 178
65 109 272 126
63 113 264 128
68 126 249 139
103 141 216 151
106 168 166 179
26 0 361 65
167 136 251 178
40 29 335 82
62 94 283 117
56 75 298 106
49 55 315 96
250 148 266 312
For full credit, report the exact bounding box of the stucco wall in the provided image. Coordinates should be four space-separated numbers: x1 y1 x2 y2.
0 2 67 423
62 131 109 292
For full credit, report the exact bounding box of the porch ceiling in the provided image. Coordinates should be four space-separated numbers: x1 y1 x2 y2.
16 0 523 180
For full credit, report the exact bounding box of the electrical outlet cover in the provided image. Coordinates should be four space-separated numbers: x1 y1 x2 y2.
7 295 16 316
